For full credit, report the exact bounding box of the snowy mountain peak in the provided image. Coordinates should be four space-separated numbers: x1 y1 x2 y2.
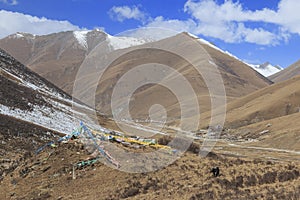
106 34 148 51
247 62 282 77
72 29 148 51
260 62 282 71
14 33 24 39
73 30 89 49
8 32 36 40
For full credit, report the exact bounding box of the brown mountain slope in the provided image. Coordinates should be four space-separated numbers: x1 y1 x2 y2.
199 39 272 93
74 33 271 124
197 73 300 150
0 30 107 93
231 112 300 151
270 59 300 82
0 48 66 183
1 48 299 200
0 31 271 126
223 74 300 129
199 73 300 129
0 31 271 98
0 47 96 138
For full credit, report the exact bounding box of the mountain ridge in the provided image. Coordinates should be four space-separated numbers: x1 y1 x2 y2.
247 61 282 77
270 59 300 82
0 31 272 125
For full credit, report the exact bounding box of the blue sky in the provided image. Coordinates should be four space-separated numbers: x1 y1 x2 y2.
0 0 300 68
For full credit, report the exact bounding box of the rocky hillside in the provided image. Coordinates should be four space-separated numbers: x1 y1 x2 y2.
0 48 100 184
0 48 95 134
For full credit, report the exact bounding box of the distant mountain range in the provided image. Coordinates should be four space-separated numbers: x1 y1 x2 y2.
0 30 151 94
0 30 272 123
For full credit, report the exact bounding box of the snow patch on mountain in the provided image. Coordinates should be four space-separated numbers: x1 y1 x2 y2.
73 30 148 51
8 32 36 40
15 33 25 39
0 85 94 135
0 53 97 134
0 103 78 134
247 62 282 77
106 34 147 51
73 30 89 49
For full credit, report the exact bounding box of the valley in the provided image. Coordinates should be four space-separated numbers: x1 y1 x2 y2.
0 29 299 200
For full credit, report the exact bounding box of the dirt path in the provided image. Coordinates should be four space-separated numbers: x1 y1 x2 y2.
106 120 300 163
227 143 300 155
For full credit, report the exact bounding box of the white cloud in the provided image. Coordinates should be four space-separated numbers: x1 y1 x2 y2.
143 0 300 45
276 0 300 33
147 16 196 34
184 0 300 45
0 0 18 5
0 10 80 39
182 0 284 45
109 5 146 23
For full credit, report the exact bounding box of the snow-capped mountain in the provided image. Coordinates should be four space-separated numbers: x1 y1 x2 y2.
1 29 281 84
0 30 272 129
0 29 150 94
106 34 148 51
0 30 272 121
73 30 90 49
247 62 282 77
72 29 148 51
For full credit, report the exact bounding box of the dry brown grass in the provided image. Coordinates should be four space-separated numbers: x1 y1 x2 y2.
0 131 299 200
